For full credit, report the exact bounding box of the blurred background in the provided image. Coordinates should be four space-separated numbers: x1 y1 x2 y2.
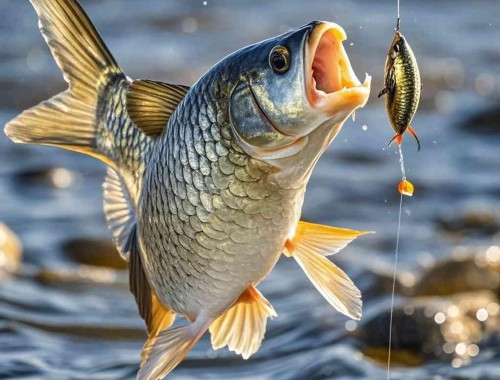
0 0 499 379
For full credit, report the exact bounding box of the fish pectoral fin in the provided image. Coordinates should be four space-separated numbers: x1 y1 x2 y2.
138 322 208 380
284 221 372 258
284 221 369 320
209 285 277 359
407 125 421 151
126 79 190 138
140 294 176 366
377 88 388 98
103 168 136 261
289 244 362 320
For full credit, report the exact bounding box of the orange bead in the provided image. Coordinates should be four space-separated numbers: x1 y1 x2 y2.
398 179 414 197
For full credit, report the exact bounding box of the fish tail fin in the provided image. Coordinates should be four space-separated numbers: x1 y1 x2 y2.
407 125 421 151
4 0 123 165
209 285 277 359
138 322 208 380
387 133 403 148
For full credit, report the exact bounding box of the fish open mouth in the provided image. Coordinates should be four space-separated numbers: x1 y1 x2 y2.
306 22 370 116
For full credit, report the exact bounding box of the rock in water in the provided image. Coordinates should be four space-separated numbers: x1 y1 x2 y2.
0 223 22 272
62 238 127 270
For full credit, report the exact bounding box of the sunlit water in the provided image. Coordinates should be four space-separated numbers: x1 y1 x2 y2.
0 0 499 379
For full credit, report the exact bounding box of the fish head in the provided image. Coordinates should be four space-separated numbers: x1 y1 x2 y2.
228 21 371 185
389 31 406 59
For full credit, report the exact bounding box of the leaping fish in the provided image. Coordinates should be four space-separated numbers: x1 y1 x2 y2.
5 1 371 378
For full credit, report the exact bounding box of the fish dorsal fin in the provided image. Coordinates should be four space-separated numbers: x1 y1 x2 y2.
209 285 277 359
103 168 136 261
284 221 372 320
126 79 190 138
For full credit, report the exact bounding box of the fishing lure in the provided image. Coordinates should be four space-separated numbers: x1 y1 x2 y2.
378 24 421 151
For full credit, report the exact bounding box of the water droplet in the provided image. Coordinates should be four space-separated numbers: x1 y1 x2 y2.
455 342 467 356
485 245 500 263
349 42 354 46
443 342 455 354
203 1 207 5
447 305 459 318
487 302 499 316
467 344 480 357
476 308 488 322
362 125 368 131
345 320 357 331
475 73 495 96
434 312 446 324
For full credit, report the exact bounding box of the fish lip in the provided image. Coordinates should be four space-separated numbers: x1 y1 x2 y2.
305 22 371 116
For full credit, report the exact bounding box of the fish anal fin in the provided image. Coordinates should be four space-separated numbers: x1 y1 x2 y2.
140 294 176 366
103 168 136 261
126 80 190 138
139 322 208 380
127 227 154 328
407 125 421 151
209 285 277 359
285 221 372 257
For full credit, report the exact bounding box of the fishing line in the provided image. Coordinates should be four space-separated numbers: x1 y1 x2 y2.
396 0 400 31
387 0 403 373
387 146 406 380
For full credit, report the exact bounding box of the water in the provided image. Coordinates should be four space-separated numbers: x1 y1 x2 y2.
1 0 499 379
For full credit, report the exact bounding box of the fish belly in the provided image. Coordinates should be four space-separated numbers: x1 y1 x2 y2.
138 160 305 321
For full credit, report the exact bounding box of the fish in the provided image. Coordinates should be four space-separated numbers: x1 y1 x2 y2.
4 1 371 379
378 29 421 150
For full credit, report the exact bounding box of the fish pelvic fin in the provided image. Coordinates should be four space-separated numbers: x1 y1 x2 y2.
285 221 371 320
138 321 208 380
209 285 277 360
407 125 421 151
4 0 123 165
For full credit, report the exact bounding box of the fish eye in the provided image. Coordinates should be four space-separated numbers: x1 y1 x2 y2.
393 44 400 53
269 46 290 74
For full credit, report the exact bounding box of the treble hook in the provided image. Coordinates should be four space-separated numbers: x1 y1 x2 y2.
396 17 400 32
